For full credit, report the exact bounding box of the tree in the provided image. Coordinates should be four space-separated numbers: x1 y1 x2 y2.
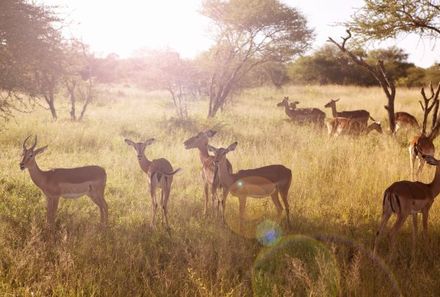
64 40 96 121
348 0 440 40
329 30 397 132
201 0 313 117
0 0 63 121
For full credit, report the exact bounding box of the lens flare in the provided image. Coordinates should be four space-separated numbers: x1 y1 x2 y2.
252 235 340 297
256 219 282 246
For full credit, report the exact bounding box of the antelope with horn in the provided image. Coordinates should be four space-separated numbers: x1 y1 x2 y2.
409 82 440 181
326 117 383 137
208 142 292 232
277 96 325 126
183 129 232 215
19 136 108 228
374 148 440 258
125 138 181 229
324 98 375 128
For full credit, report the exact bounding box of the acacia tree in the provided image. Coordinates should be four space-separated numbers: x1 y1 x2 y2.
0 0 63 121
201 0 313 117
348 0 440 40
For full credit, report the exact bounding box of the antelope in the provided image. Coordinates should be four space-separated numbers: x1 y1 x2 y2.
409 82 440 181
326 117 383 137
19 136 108 228
125 138 181 229
324 98 375 127
208 142 292 232
373 150 440 257
277 97 325 126
394 112 419 134
183 130 232 215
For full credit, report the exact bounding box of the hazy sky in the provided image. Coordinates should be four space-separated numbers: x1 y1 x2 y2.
42 0 439 67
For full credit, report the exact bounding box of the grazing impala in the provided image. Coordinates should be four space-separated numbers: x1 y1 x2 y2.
326 117 383 136
374 150 440 257
409 135 435 181
20 136 108 228
208 142 292 231
277 97 325 126
324 98 375 127
394 112 419 134
125 138 181 229
183 130 232 215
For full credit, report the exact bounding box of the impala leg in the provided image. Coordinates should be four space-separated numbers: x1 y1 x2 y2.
238 196 247 233
46 196 59 229
373 210 392 256
211 183 218 214
150 182 158 229
162 179 171 230
388 215 408 257
204 182 209 216
279 189 290 227
270 190 283 217
90 186 108 226
220 187 229 224
411 214 418 260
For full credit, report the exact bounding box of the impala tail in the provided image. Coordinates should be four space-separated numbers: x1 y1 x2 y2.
162 168 182 176
382 189 400 214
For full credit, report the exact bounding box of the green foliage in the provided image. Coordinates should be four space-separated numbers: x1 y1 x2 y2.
348 0 440 40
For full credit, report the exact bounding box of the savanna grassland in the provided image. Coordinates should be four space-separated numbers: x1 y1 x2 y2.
1 85 440 297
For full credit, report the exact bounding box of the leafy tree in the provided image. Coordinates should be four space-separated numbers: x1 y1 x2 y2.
348 0 440 40
201 0 313 117
0 0 63 120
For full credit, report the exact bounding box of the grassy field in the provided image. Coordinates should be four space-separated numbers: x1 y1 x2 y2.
1 84 440 296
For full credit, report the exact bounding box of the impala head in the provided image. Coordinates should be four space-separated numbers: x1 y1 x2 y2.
289 101 299 110
208 142 238 164
20 136 48 170
125 138 155 160
276 96 290 107
324 98 340 108
421 154 440 166
372 121 383 134
183 130 217 150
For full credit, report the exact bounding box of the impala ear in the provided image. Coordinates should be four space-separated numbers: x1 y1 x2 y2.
124 139 135 147
144 138 155 146
34 145 48 155
227 142 238 152
423 155 439 166
334 98 340 102
207 144 217 153
205 130 217 138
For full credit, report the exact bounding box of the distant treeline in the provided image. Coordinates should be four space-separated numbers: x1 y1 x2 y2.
89 45 439 89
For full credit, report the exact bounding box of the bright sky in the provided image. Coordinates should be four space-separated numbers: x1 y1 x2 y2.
42 0 439 67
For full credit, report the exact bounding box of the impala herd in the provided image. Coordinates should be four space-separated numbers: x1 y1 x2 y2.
16 84 440 261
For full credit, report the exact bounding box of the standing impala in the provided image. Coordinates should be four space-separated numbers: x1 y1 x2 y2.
324 98 375 127
208 142 292 231
183 130 232 215
394 111 419 134
374 150 440 257
20 136 108 228
125 138 181 229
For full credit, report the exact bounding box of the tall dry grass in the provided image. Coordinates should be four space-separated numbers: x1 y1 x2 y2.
0 84 439 296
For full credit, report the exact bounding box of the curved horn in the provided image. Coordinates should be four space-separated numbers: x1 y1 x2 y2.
31 135 37 150
23 135 31 150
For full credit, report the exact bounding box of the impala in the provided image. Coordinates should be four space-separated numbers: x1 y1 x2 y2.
409 135 435 181
374 150 440 257
125 138 181 229
326 117 383 136
183 129 232 215
20 136 108 228
277 97 325 126
208 142 292 231
394 111 419 134
324 98 375 127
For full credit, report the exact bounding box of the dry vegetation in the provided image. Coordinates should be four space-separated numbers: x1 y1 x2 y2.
1 85 440 296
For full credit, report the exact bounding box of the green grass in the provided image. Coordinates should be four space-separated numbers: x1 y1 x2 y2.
1 84 440 296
